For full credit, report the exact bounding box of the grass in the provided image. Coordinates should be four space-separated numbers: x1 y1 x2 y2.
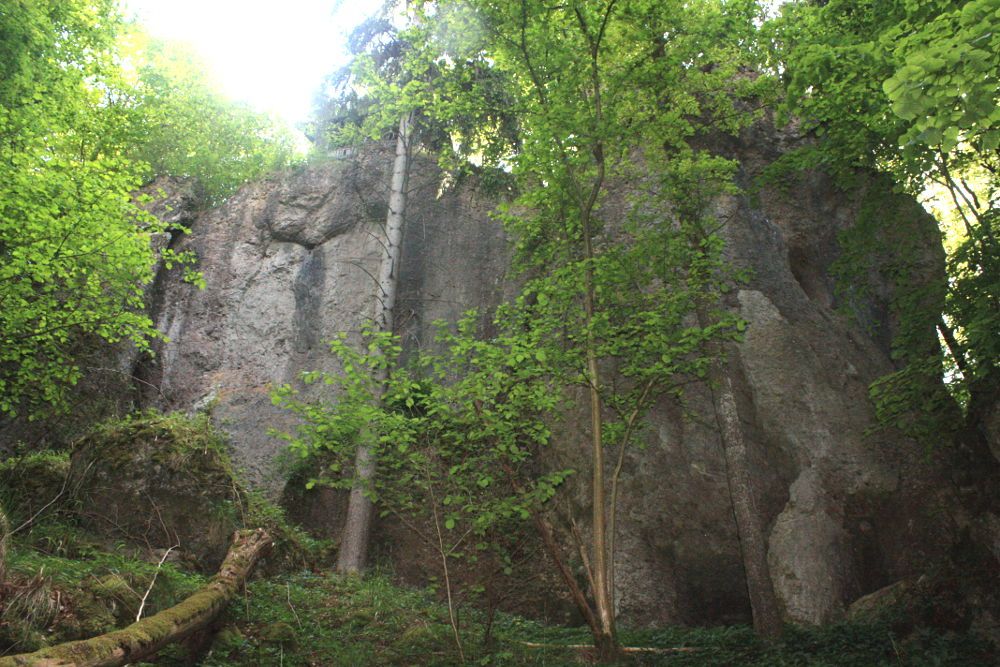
0 426 993 666
2 528 994 666
189 570 995 666
1 528 207 655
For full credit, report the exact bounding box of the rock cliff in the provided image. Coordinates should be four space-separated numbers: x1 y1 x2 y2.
136 128 989 628
139 145 510 489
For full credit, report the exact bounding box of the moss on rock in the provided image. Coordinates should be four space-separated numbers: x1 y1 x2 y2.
0 451 70 520
68 411 244 572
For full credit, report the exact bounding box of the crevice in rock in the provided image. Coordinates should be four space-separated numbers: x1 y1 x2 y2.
788 246 831 307
292 247 326 354
132 225 191 404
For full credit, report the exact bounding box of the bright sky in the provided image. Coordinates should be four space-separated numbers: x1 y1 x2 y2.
121 0 383 132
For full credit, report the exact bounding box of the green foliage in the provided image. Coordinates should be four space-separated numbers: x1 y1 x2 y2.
82 409 233 467
2 522 205 653
879 0 1000 156
945 224 1000 390
273 322 567 558
411 3 757 648
189 570 993 666
240 489 334 573
0 0 157 417
307 0 763 650
273 320 574 653
0 450 70 521
388 0 758 438
0 494 991 665
829 186 960 443
121 32 299 203
200 572 466 667
767 0 1000 437
314 2 524 175
0 1 294 419
9 547 205 619
767 0 1000 204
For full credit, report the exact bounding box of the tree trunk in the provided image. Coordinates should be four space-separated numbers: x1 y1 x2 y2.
0 502 8 586
580 176 620 662
337 112 412 575
0 529 271 667
710 360 784 640
532 514 601 641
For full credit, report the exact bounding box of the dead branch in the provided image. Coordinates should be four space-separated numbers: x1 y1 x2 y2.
519 641 699 654
135 544 179 622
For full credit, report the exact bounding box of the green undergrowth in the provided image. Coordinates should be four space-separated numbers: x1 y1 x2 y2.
1 528 206 654
0 417 992 665
0 415 332 659
2 529 993 665
190 571 993 666
239 489 332 574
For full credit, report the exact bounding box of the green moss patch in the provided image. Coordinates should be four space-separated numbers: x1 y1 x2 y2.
68 411 243 571
2 542 205 654
0 450 70 521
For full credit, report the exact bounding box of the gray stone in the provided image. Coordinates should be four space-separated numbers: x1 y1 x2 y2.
141 148 511 494
68 413 241 571
135 130 980 626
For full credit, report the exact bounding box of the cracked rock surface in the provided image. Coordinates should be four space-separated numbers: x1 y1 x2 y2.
139 136 979 628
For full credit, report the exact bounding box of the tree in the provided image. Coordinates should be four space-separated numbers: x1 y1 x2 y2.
121 33 297 203
316 1 518 574
336 110 414 574
313 5 422 575
274 324 570 659
0 1 294 419
379 0 768 657
312 0 778 654
0 0 166 418
708 349 784 639
767 0 999 449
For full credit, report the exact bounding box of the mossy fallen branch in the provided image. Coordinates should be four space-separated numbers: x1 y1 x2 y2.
0 529 271 667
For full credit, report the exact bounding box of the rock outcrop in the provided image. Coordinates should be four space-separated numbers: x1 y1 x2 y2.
140 146 510 491
69 412 243 571
136 129 986 627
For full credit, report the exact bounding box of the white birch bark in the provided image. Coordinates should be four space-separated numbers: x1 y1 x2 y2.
337 112 412 574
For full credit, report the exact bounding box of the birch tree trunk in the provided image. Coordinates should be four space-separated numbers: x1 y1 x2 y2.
336 112 413 575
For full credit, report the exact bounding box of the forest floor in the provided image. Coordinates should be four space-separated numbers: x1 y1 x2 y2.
1 431 995 666
2 527 995 666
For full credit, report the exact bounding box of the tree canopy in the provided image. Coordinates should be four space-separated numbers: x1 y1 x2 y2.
0 0 295 418
768 0 999 441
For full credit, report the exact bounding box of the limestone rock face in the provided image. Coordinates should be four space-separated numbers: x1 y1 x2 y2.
141 134 972 626
141 147 510 491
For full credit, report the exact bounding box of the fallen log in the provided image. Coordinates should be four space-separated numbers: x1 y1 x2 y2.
0 528 271 667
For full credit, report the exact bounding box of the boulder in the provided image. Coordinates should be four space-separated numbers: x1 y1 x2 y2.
68 412 242 571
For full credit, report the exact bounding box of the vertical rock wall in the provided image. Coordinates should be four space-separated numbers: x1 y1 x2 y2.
142 146 510 491
141 132 975 627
